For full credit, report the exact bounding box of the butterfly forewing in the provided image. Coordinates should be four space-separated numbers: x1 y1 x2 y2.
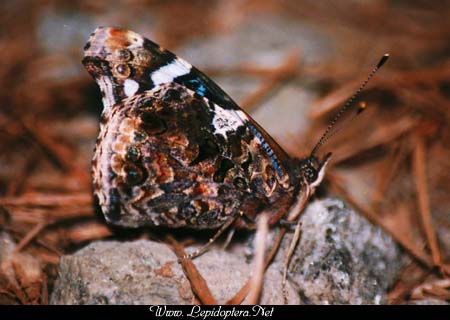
83 27 300 229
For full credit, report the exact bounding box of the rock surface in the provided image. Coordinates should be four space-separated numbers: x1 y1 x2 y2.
50 198 403 305
283 199 403 304
50 238 300 305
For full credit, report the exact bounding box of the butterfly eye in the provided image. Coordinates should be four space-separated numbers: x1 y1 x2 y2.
300 158 319 184
305 167 318 184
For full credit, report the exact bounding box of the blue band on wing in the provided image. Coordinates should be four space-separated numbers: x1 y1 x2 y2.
186 79 206 96
247 123 284 178
174 69 235 109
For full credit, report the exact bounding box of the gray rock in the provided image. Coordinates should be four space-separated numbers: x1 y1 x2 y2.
50 198 403 305
51 241 189 304
50 239 300 305
283 198 403 304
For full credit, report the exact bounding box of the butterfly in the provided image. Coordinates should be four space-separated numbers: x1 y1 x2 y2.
82 27 388 258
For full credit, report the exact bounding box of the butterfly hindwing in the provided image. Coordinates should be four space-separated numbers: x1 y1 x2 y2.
83 27 299 228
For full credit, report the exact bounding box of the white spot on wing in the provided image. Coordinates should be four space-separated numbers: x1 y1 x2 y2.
151 58 191 85
123 79 139 97
212 104 245 137
97 76 115 110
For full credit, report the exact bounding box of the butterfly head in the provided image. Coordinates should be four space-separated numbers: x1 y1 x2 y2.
298 152 332 190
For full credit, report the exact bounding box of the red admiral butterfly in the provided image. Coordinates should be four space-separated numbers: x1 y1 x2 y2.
82 27 388 259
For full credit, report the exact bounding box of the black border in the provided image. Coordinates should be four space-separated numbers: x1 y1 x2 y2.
1 305 447 320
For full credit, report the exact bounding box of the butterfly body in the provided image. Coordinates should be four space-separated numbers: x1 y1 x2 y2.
83 27 327 230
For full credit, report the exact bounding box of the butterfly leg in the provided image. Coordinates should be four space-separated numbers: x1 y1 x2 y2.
221 211 259 250
279 218 298 230
222 226 236 250
184 214 239 260
282 219 302 304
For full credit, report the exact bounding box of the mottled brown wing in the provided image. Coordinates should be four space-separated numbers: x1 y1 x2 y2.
93 83 293 228
92 83 298 228
83 26 302 229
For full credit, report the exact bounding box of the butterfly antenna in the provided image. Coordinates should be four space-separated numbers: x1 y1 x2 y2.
310 53 389 157
317 101 368 148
